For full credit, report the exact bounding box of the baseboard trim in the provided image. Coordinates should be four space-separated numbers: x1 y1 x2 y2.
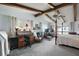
58 44 79 50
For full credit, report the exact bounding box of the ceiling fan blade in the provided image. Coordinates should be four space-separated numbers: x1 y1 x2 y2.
59 15 65 17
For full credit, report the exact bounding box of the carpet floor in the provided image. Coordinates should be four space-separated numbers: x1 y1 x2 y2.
9 38 79 56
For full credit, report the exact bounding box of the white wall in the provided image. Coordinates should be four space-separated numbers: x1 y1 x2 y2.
59 5 74 22
0 15 11 33
33 15 55 33
57 5 75 32
0 5 36 34
77 4 79 21
34 15 52 32
69 4 79 33
74 21 79 33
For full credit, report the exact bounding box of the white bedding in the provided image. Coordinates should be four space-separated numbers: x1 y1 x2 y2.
57 34 79 48
0 31 10 56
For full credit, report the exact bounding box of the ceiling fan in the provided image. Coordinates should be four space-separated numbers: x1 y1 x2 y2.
53 10 66 23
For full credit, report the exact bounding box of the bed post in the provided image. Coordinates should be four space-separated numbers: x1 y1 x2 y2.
62 23 63 34
55 19 57 45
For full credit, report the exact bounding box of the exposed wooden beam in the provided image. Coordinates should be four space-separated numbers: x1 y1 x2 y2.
48 3 55 8
35 3 73 17
0 3 43 12
73 3 77 21
45 14 55 22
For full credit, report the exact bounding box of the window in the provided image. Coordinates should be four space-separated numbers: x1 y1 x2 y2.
57 26 69 34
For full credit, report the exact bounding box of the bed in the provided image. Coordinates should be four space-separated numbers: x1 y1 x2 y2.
57 34 79 48
0 31 10 56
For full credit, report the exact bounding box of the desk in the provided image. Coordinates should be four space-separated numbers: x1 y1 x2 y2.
17 31 35 45
8 36 18 50
9 33 35 50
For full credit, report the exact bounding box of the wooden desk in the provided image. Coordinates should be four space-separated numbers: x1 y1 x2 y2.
8 36 18 50
8 31 35 49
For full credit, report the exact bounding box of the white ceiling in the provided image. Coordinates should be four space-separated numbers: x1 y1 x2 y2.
0 3 64 15
19 3 62 11
0 4 39 14
0 4 35 20
53 3 62 6
19 3 50 11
